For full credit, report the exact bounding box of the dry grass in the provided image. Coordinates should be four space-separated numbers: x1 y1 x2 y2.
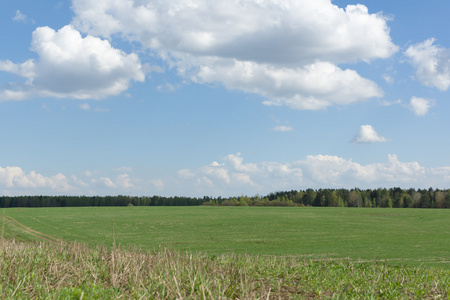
1 238 449 299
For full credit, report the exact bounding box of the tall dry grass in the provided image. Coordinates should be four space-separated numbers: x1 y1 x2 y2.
1 238 449 299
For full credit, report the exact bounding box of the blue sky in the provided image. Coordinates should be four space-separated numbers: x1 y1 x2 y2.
1 0 450 197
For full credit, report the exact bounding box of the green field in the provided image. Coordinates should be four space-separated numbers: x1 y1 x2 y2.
2 206 449 268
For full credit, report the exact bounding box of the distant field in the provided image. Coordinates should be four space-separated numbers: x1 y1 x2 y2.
1 206 449 268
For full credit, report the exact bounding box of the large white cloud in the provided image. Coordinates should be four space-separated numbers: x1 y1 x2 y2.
191 59 382 110
72 0 397 64
71 0 397 109
176 153 446 196
405 38 450 91
0 25 145 101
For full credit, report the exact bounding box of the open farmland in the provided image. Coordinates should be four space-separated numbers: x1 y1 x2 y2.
2 206 449 268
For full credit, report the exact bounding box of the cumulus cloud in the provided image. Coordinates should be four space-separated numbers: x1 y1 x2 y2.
71 0 397 109
352 125 389 144
193 60 382 110
72 0 397 64
3 154 450 196
176 153 447 196
116 174 134 188
99 173 134 189
178 153 302 195
70 175 89 187
0 164 142 195
408 96 432 116
405 38 450 91
0 25 145 101
300 154 424 186
99 177 116 188
0 166 72 191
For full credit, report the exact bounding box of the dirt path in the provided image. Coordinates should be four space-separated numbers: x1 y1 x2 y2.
1 215 66 244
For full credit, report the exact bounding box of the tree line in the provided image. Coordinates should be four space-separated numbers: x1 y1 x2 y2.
0 195 205 208
1 187 450 208
207 187 450 208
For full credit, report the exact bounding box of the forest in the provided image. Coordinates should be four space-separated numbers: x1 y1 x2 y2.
1 187 450 208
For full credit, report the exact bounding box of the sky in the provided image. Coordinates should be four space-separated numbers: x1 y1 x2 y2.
1 0 450 197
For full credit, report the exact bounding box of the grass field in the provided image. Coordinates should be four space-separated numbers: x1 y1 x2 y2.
2 206 449 268
1 239 449 299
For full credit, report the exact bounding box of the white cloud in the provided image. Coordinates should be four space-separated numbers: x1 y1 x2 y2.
299 154 424 186
70 175 89 187
177 169 195 179
0 90 29 102
408 96 432 116
116 173 134 188
72 0 397 64
202 165 231 184
193 60 382 110
3 154 450 196
71 0 397 109
0 166 72 191
272 125 293 132
0 25 145 101
224 153 259 173
405 38 450 91
352 125 389 144
99 173 134 189
232 173 256 187
12 10 27 23
176 153 448 196
0 59 35 78
0 166 136 195
178 153 303 195
99 177 116 188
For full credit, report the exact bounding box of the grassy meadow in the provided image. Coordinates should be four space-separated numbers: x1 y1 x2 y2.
1 206 450 299
2 206 450 267
1 238 449 299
